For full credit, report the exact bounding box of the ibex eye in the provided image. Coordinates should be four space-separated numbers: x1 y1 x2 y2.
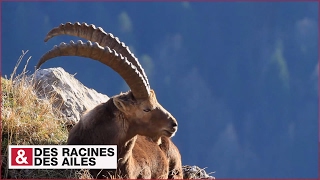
143 108 151 112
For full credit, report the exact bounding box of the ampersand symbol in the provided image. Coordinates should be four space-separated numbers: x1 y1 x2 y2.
15 149 28 164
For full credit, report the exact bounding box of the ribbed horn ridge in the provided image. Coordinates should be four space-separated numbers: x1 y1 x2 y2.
44 22 150 89
36 40 150 99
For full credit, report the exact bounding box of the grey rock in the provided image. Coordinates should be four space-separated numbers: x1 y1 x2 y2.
182 165 215 179
32 67 109 124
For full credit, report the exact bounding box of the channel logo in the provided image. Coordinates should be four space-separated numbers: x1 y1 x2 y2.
10 148 33 166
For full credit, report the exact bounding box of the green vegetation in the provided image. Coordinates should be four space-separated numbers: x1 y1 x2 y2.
272 39 290 89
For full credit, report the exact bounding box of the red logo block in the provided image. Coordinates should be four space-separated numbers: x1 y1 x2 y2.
11 148 33 166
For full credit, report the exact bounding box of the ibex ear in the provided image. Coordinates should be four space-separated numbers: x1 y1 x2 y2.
113 97 130 113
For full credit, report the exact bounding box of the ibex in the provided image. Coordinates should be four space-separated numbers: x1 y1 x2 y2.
36 22 183 179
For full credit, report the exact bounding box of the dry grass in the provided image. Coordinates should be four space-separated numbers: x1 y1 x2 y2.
1 51 92 179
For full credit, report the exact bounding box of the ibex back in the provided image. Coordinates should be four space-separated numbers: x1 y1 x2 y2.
36 22 182 179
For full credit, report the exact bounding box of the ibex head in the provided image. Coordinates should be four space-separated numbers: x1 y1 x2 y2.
113 90 177 139
36 22 178 140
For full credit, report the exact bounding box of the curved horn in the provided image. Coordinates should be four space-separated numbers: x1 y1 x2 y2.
44 22 150 88
36 40 150 99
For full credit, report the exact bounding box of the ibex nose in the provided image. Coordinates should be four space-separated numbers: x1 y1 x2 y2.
172 121 178 127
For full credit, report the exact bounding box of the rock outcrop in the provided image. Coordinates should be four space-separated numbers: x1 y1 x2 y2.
32 67 109 124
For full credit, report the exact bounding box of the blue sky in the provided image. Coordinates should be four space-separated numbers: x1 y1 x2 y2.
2 2 318 178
